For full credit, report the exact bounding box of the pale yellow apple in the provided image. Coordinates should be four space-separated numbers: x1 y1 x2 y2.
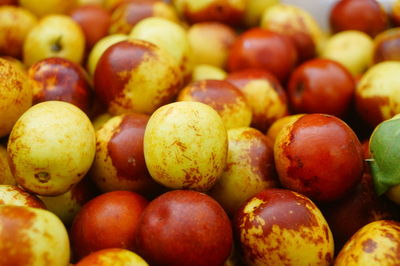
23 15 85 66
191 64 227 81
19 0 78 17
86 34 128 76
7 101 96 196
0 6 37 58
244 0 279 27
320 30 373 75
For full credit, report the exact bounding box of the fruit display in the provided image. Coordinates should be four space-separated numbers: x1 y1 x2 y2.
0 0 399 265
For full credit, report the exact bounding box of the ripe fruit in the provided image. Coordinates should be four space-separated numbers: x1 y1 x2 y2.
266 114 304 145
243 0 278 27
94 39 182 115
144 102 227 191
23 15 85 66
177 79 252 129
19 0 78 17
274 114 364 202
0 205 70 265
7 101 96 196
0 58 32 138
76 248 148 266
70 191 148 260
135 190 233 266
373 27 400 64
0 145 16 185
191 64 227 81
235 189 334 265
0 185 45 208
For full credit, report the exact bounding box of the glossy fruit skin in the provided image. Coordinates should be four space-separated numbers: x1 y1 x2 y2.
178 79 252 129
235 189 334 266
274 114 364 202
330 0 388 37
287 58 355 117
373 28 400 64
0 185 45 209
76 248 149 266
28 57 92 114
335 220 400 265
70 190 148 260
135 190 233 266
227 28 297 82
226 68 288 132
0 205 70 266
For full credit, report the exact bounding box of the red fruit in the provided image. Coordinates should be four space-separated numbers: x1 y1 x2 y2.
227 28 297 82
330 0 388 37
135 190 233 266
287 58 355 117
70 190 148 260
274 114 364 202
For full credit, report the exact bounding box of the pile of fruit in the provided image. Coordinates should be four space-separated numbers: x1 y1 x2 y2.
1 0 400 265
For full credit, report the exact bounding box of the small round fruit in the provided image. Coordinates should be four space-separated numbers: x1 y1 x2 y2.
19 0 78 17
144 102 228 191
235 189 334 266
0 58 32 138
7 101 96 196
335 220 400 265
0 185 45 208
94 39 182 115
0 205 70 265
274 114 364 202
0 145 16 185
373 27 400 64
266 114 304 145
76 248 148 266
177 80 252 129
70 190 148 260
243 0 278 27
135 190 233 266
191 64 227 81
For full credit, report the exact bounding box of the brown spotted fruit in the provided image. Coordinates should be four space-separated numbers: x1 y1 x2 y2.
109 0 178 34
330 0 388 37
235 189 334 266
0 185 45 208
28 57 92 114
7 101 96 196
0 145 16 185
70 190 148 260
335 220 400 265
274 114 364 202
91 113 161 194
287 58 355 117
0 58 32 138
144 101 227 191
355 61 400 128
94 39 182 115
177 79 252 129
226 68 288 132
76 248 149 266
227 28 298 83
172 0 245 26
135 190 233 266
209 127 278 216
0 205 70 265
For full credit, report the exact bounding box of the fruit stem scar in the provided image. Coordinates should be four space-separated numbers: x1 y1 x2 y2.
34 172 50 183
51 36 63 53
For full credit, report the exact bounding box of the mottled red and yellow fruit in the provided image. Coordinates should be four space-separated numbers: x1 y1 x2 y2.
226 69 288 132
227 28 297 82
94 39 182 115
38 177 98 225
0 6 37 58
209 127 277 216
0 205 70 265
173 0 245 26
7 101 96 196
109 1 178 34
28 57 92 114
261 4 325 62
0 58 32 138
335 220 400 265
187 22 237 68
235 189 334 266
287 58 355 117
274 114 364 202
76 248 148 266
178 80 252 129
135 190 233 266
0 185 45 208
91 113 161 194
266 114 304 145
144 102 227 191
373 28 400 64
0 145 16 185
70 191 148 260
355 61 400 127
